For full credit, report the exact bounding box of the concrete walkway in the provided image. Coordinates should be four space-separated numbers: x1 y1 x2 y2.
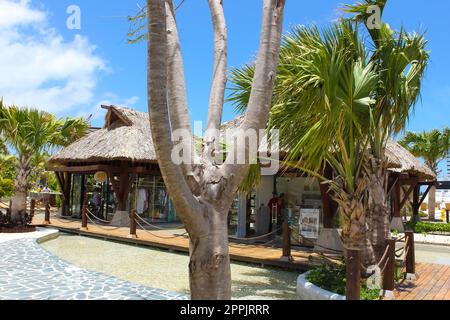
0 229 187 300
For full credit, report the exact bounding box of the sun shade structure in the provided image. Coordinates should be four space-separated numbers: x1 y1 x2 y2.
49 106 157 164
47 105 435 235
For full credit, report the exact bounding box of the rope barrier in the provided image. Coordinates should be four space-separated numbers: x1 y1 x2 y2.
85 208 112 224
376 245 390 268
134 218 188 239
289 225 344 254
380 256 389 275
228 237 276 248
134 213 184 231
54 216 80 224
228 228 281 241
85 210 122 230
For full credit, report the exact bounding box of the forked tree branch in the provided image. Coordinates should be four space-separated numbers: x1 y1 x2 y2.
165 0 201 175
222 0 286 183
205 0 228 132
147 0 205 234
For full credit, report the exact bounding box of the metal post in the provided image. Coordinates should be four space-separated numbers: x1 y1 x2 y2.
346 249 361 300
280 219 292 261
128 210 137 239
44 202 51 224
405 231 416 280
382 238 396 297
81 204 88 230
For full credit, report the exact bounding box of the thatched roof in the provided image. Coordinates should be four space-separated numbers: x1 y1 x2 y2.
49 106 435 180
49 105 157 164
385 139 436 180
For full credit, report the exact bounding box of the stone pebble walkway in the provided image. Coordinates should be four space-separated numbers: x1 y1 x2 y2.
0 237 188 300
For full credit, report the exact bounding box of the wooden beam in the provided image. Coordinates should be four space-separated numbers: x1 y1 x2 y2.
412 184 420 221
48 164 160 176
387 175 399 195
418 184 433 207
48 164 119 174
399 179 418 210
55 172 65 199
392 180 401 218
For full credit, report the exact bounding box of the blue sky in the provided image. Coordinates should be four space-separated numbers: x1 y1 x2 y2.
1 0 449 177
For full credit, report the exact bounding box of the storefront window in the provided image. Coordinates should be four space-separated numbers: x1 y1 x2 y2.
129 175 179 222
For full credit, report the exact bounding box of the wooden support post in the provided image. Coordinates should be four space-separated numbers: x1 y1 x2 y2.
346 249 361 300
412 184 420 222
405 231 416 279
393 181 401 218
280 219 292 261
128 209 137 239
44 202 51 224
382 239 396 297
81 204 88 230
30 199 35 218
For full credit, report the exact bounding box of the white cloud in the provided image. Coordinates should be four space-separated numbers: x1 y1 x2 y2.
0 0 45 29
0 0 107 115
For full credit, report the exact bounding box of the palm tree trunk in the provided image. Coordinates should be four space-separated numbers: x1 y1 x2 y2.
189 208 231 299
336 193 366 250
11 156 31 225
428 185 436 220
366 162 389 262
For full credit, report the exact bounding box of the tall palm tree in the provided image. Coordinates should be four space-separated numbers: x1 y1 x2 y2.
344 0 429 259
230 22 378 260
400 129 450 219
230 0 429 260
0 101 88 225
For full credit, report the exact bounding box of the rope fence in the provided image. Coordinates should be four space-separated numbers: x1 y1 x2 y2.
134 218 188 239
134 213 184 231
84 209 122 231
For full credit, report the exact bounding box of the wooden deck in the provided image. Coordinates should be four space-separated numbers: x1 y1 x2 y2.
394 263 450 300
32 214 338 271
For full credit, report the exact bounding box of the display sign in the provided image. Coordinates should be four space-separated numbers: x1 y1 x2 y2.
299 208 320 239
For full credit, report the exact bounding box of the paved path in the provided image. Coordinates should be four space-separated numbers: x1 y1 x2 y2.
0 237 187 300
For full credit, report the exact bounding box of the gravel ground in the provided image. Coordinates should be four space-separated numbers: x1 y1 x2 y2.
41 233 300 300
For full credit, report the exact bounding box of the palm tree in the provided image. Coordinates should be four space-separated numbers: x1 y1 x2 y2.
230 22 378 260
0 101 88 225
230 0 429 260
400 129 450 219
344 0 429 259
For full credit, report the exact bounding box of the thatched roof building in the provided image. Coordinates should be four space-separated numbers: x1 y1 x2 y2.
49 106 435 181
385 140 435 180
49 105 157 165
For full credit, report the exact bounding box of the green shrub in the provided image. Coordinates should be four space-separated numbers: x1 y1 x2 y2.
406 221 450 234
0 178 14 198
419 211 428 218
306 262 380 300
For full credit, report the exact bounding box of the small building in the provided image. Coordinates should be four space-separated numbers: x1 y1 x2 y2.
48 105 436 248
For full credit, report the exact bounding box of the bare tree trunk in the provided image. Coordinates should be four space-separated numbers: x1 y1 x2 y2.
428 185 436 220
189 208 231 299
147 0 285 300
11 156 31 225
